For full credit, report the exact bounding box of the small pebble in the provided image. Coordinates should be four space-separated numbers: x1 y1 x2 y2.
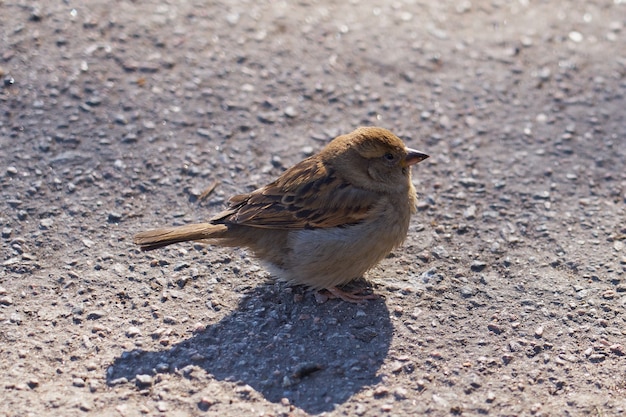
257 112 277 124
602 290 615 300
126 326 141 337
198 397 214 410
6 166 18 175
155 363 170 373
135 374 153 386
520 36 533 47
470 260 487 272
469 372 482 386
114 114 128 125
109 377 128 386
85 96 102 106
460 286 475 297
192 322 206 333
389 361 404 373
282 375 293 387
271 155 283 168
314 292 329 304
197 128 211 138
488 323 503 334
373 385 389 397
588 354 605 362
393 387 408 399
79 401 93 412
88 381 100 393
108 212 122 223
568 31 583 42
173 262 189 271
72 378 86 388
464 205 477 220
459 177 478 187
40 218 54 229
430 351 443 360
283 106 298 118
301 146 314 156
86 310 105 320
431 246 449 259
226 13 239 25
535 326 544 337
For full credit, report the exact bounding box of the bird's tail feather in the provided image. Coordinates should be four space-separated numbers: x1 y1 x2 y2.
133 223 227 251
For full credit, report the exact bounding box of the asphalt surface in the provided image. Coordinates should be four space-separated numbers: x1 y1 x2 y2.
1 1 625 416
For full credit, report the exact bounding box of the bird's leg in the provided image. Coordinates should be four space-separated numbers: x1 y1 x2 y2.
321 286 380 303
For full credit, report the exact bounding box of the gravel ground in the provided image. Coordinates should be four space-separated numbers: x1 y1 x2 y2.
1 0 625 416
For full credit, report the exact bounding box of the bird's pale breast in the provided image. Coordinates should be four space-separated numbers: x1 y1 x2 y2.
266 194 413 289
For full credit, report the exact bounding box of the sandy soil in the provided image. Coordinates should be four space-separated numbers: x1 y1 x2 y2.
1 0 625 416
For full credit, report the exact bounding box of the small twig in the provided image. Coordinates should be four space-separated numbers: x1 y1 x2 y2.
198 180 219 202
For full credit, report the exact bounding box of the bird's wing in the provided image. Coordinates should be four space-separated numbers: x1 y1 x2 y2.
211 158 378 229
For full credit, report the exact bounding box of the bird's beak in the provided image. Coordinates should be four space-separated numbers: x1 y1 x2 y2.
403 147 429 167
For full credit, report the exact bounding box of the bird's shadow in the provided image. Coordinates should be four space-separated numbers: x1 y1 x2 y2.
106 282 392 414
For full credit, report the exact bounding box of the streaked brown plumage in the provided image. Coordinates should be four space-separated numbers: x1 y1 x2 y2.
133 127 429 302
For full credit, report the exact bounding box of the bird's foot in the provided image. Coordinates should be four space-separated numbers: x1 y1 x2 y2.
316 286 380 303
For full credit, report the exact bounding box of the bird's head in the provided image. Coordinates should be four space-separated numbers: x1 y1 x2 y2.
324 126 429 193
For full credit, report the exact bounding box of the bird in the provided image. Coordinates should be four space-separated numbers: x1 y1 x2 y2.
133 126 429 302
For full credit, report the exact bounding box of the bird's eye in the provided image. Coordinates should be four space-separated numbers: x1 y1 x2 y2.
383 153 395 161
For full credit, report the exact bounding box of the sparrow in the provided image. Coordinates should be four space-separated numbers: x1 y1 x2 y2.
133 127 429 302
